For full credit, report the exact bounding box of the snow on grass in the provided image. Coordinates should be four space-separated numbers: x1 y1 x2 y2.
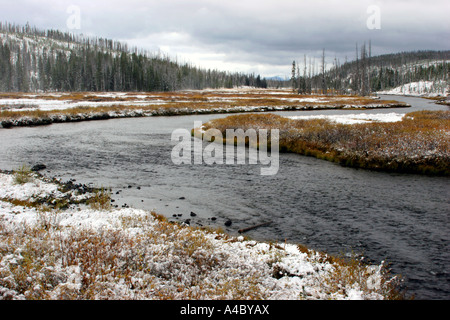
0 172 401 300
0 97 169 112
204 111 449 175
0 171 61 201
288 113 406 124
378 80 448 97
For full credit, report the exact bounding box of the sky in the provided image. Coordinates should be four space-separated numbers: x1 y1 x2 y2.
1 0 449 78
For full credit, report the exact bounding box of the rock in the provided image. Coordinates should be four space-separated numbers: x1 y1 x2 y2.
1 120 13 129
31 164 47 172
225 220 232 227
190 212 197 217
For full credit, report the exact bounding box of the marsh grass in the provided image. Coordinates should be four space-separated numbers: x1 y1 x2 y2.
13 165 33 185
203 111 450 175
0 169 403 300
88 187 112 211
1 91 408 128
0 208 402 300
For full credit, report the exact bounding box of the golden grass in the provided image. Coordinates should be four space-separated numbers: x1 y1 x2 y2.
0 170 403 300
203 111 450 175
1 90 409 126
0 208 403 300
88 187 112 211
12 165 33 185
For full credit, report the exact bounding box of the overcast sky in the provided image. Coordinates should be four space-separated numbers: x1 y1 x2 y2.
1 0 449 77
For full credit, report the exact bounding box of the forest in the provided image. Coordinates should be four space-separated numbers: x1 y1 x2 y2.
0 22 448 95
290 43 450 96
0 22 267 93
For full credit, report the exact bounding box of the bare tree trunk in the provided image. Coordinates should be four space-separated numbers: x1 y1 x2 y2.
321 49 327 95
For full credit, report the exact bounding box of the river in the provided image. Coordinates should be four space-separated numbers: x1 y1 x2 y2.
0 94 448 299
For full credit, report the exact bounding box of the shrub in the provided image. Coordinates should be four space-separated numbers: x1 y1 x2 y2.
88 187 111 211
13 165 33 185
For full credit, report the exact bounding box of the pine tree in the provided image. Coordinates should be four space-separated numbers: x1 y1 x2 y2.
291 60 297 93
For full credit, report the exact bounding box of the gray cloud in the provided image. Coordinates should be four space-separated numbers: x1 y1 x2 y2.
1 0 449 77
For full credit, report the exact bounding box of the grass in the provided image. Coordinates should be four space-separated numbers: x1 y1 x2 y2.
87 187 112 211
1 90 409 128
0 171 404 300
0 209 404 300
202 111 450 175
3 168 111 211
12 165 33 185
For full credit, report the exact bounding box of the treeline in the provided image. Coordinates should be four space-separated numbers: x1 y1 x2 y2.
0 22 267 92
290 43 450 95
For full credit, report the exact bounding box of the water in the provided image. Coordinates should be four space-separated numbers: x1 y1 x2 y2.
0 95 448 299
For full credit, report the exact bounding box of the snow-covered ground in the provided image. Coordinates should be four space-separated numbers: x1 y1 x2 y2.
0 96 169 112
288 113 405 124
0 172 397 300
378 81 448 97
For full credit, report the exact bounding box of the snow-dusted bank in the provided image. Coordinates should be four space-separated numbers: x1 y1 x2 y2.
0 90 410 128
288 112 405 124
203 111 450 176
377 80 448 97
0 171 401 300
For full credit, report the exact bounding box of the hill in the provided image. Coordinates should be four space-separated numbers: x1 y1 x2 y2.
0 22 266 93
290 47 450 97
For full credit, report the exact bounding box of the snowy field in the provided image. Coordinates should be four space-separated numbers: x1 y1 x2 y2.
0 95 169 112
288 113 405 124
378 81 448 97
0 171 398 300
0 89 406 113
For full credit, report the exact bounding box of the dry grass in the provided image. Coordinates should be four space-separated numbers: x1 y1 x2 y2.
0 211 264 300
0 210 403 300
88 188 111 211
1 90 409 128
12 165 33 185
0 169 403 300
203 111 450 175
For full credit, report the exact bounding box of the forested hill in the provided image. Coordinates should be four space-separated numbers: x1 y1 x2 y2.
0 22 267 93
291 46 450 96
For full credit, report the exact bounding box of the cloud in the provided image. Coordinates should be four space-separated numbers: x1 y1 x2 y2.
1 0 449 77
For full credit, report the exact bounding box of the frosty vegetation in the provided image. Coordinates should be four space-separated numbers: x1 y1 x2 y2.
203 111 450 175
0 89 409 128
0 170 403 300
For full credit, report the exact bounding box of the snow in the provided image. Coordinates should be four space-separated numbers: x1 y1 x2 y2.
0 172 395 300
288 113 405 124
0 173 60 200
378 80 448 97
0 96 169 112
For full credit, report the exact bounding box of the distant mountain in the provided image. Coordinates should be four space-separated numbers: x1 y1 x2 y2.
0 22 266 93
265 76 288 81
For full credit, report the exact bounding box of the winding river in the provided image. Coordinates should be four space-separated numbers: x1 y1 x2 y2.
0 94 448 299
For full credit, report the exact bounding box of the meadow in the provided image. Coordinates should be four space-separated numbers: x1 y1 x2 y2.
0 89 409 128
202 110 450 175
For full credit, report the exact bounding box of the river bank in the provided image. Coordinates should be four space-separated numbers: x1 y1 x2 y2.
0 89 409 128
0 169 402 300
201 110 450 176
